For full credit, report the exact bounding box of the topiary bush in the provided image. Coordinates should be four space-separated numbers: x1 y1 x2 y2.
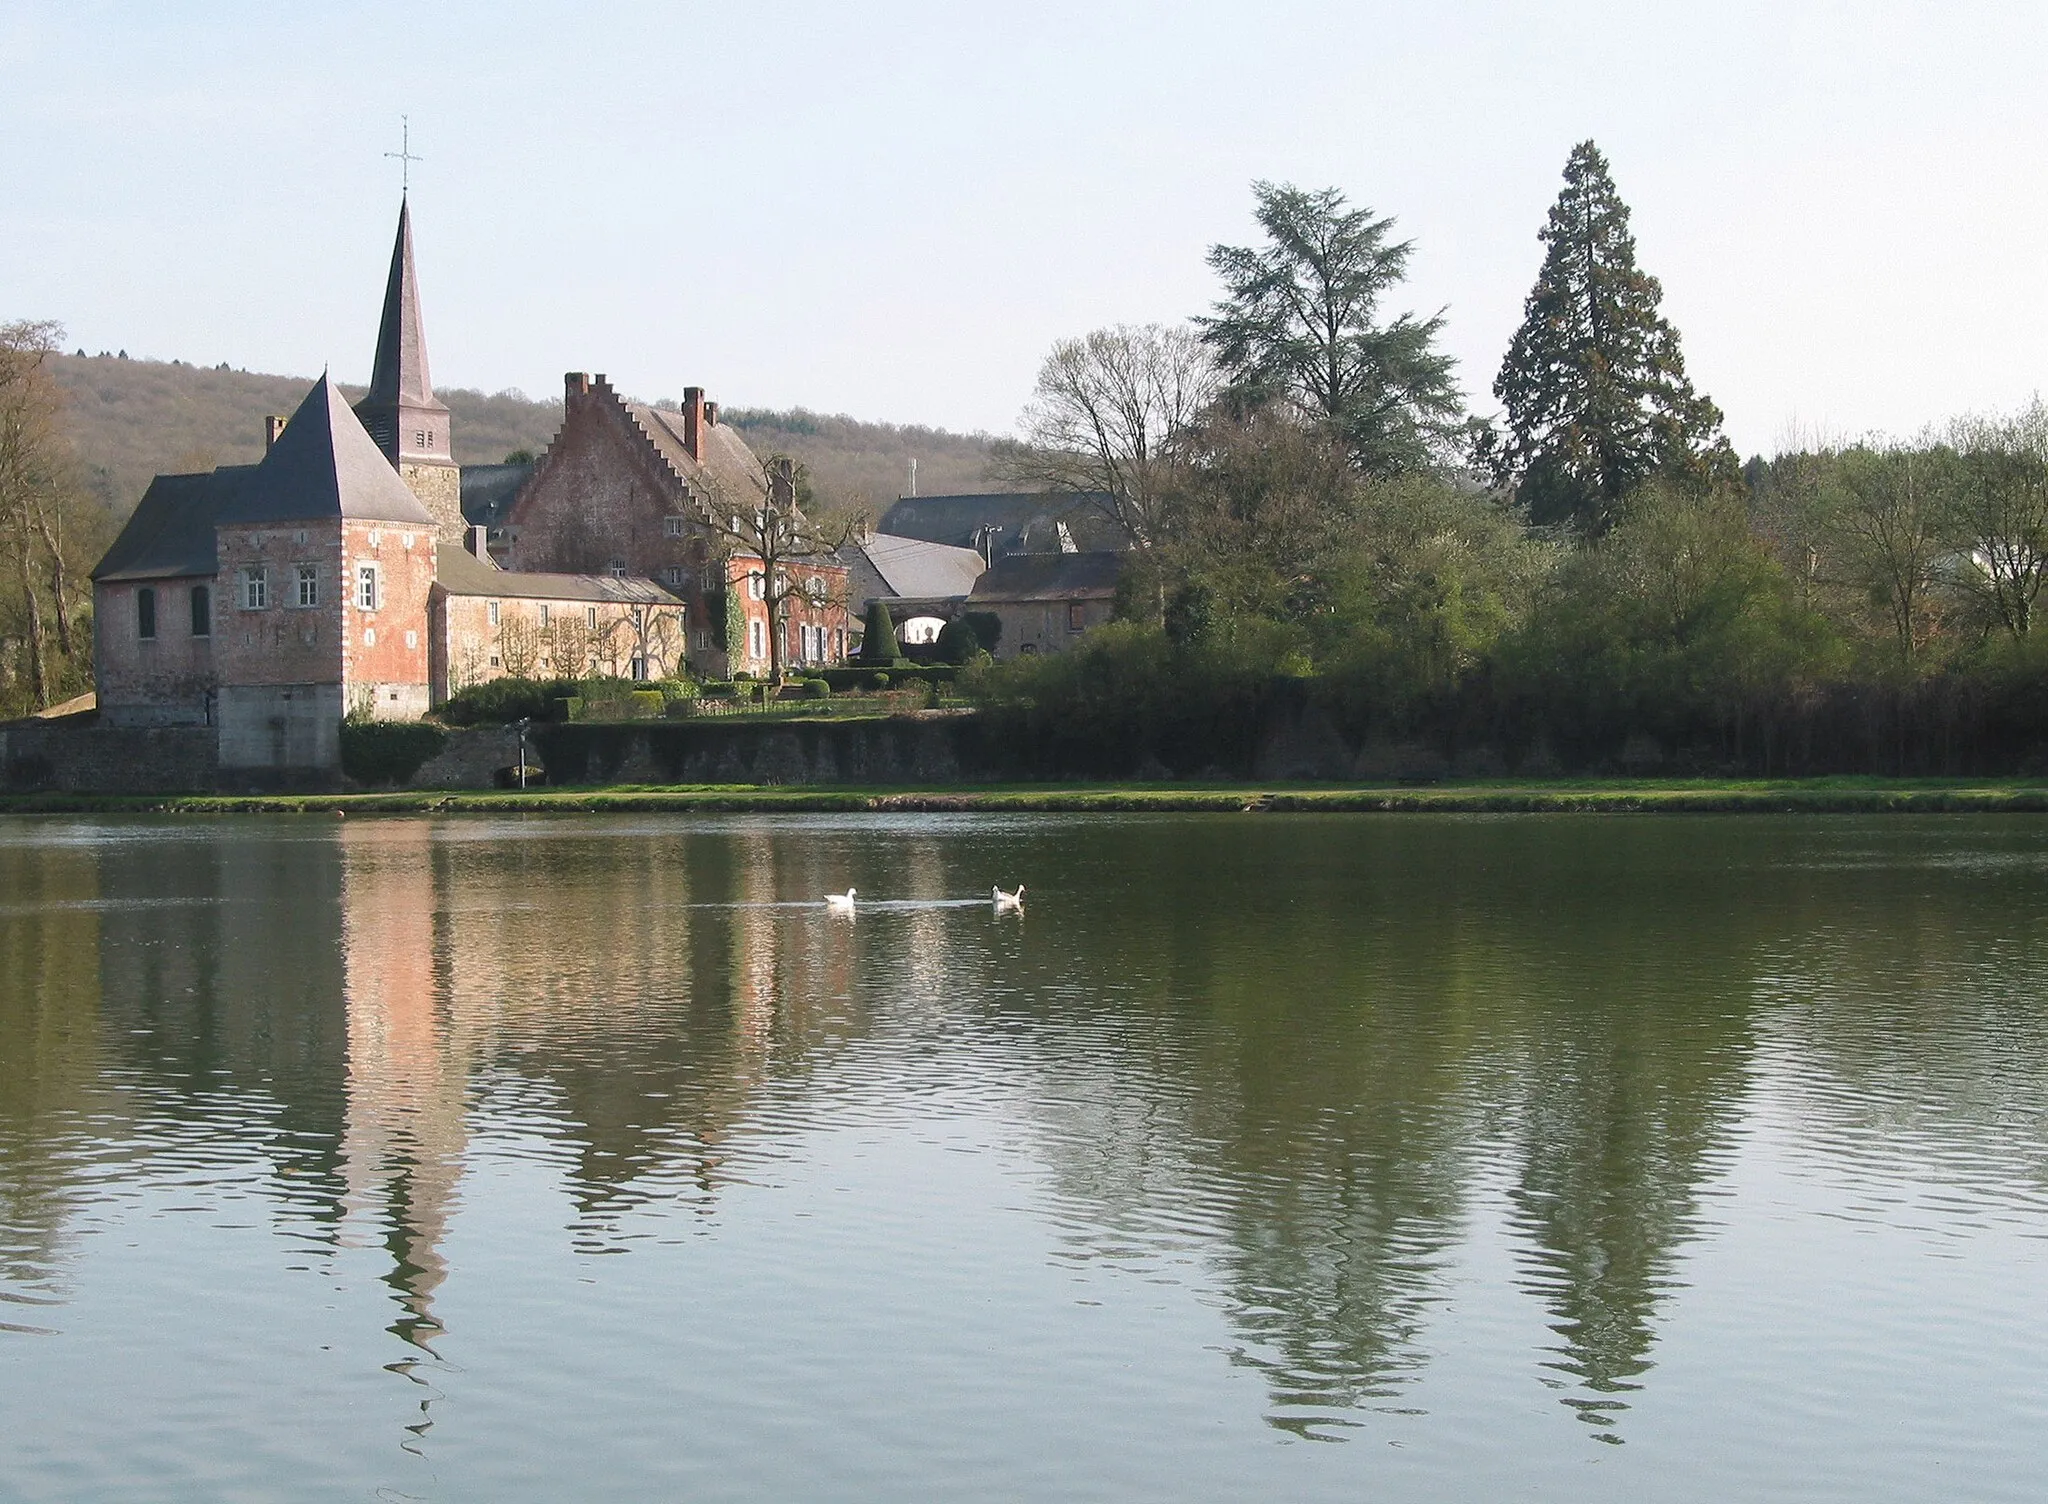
860 601 902 664
804 677 831 699
341 720 449 786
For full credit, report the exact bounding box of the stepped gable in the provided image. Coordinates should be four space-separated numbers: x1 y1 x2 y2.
628 400 766 514
353 196 452 467
224 375 436 527
92 465 255 583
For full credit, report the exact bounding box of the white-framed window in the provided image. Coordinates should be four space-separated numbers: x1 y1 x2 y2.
239 565 269 610
487 600 500 627
664 515 685 538
586 606 598 630
747 571 764 601
750 619 764 658
630 656 648 682
608 558 627 579
539 604 550 628
693 628 709 652
294 563 319 609
357 564 381 611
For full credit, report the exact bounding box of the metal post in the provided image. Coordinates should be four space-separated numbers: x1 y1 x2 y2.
516 718 529 789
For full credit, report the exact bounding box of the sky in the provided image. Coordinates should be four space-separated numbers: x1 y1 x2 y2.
5 0 2046 458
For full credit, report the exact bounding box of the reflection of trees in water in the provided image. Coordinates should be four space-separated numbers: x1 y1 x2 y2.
1748 858 2048 1205
0 836 103 1304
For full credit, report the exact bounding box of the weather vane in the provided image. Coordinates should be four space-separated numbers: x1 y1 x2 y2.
385 116 423 193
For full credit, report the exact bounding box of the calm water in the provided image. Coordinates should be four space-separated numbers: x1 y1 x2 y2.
2 813 2046 1501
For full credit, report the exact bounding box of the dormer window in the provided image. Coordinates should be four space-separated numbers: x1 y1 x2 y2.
608 559 627 579
664 515 686 538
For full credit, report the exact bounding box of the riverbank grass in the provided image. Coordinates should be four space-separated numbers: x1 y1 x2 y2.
5 776 2048 815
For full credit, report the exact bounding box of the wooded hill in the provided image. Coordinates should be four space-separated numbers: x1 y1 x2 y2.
50 352 1000 523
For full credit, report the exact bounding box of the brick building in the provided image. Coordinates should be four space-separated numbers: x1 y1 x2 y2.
498 375 849 678
88 195 805 770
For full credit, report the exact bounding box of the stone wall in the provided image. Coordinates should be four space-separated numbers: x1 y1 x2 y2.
0 719 219 794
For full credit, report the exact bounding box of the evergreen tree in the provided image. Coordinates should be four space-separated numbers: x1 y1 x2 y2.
1201 182 1464 476
860 600 902 664
1491 142 1732 533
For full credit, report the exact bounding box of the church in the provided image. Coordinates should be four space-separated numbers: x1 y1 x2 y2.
89 199 851 771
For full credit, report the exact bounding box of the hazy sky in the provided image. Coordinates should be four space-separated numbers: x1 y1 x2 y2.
6 1 2044 457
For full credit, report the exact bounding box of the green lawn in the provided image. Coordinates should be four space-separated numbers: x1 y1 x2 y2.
6 776 2048 816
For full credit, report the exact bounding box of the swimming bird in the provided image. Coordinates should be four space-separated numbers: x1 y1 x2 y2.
826 888 857 911
993 884 1025 910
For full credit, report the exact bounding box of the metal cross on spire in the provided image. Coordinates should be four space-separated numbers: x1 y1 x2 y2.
385 116 423 193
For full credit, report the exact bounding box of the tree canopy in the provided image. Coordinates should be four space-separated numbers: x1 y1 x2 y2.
1200 182 1463 476
1490 142 1732 533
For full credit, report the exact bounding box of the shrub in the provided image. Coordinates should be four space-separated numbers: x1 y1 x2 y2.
441 676 580 726
700 681 739 700
860 602 902 663
341 720 448 786
869 671 890 690
653 677 699 703
629 690 666 717
804 677 831 699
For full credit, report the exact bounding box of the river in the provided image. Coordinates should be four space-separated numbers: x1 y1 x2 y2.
2 813 2045 1500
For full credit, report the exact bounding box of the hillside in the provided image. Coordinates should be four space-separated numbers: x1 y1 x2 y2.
49 353 1000 523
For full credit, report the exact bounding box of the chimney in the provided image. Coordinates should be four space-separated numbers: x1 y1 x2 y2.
565 371 591 403
465 524 491 560
682 385 705 460
703 401 719 427
264 415 287 452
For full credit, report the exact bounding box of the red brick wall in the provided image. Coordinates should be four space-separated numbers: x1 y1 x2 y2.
93 577 216 721
339 519 435 717
213 522 345 687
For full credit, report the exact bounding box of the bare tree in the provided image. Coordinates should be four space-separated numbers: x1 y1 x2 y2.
546 614 593 679
496 614 543 679
998 324 1216 562
697 455 863 684
1948 402 2048 639
1821 442 1958 668
0 320 100 712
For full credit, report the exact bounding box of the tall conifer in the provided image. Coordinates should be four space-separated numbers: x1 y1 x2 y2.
1491 142 1731 532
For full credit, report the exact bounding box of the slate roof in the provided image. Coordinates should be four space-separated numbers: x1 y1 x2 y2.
224 375 437 528
839 532 986 600
353 197 451 464
629 403 767 511
434 543 686 605
91 465 253 583
460 462 535 528
877 492 1124 554
966 551 1124 603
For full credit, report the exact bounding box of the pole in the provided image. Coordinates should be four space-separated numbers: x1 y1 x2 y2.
516 718 529 789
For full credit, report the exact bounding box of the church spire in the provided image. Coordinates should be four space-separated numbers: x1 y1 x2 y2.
354 197 460 536
355 197 452 468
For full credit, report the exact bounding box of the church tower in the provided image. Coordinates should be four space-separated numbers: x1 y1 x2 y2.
354 198 462 538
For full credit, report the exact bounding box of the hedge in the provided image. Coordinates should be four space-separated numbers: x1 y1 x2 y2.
341 720 448 786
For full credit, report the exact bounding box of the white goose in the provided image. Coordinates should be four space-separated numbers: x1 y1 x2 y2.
825 888 857 912
992 884 1025 910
